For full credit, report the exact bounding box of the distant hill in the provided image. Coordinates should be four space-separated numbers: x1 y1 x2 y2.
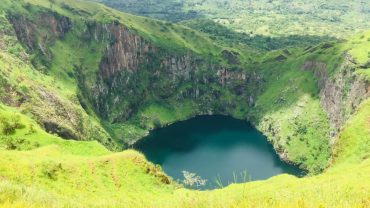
92 0 370 39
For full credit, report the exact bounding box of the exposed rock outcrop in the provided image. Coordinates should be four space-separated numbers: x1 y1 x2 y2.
221 50 240 65
8 12 71 57
5 13 112 147
302 54 370 138
80 22 263 123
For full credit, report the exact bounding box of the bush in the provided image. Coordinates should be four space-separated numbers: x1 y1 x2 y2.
1 119 15 135
42 162 63 180
0 115 25 135
28 124 37 135
2 137 40 150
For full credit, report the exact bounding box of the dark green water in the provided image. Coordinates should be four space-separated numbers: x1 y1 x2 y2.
134 116 302 190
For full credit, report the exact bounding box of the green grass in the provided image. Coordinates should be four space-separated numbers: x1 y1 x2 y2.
0 11 113 147
348 31 370 64
332 98 370 166
93 0 370 40
25 0 226 58
48 26 106 95
0 104 109 156
251 50 330 173
0 99 369 207
139 101 196 128
181 18 336 51
0 0 370 207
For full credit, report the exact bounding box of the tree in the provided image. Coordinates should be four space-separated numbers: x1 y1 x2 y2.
182 171 207 188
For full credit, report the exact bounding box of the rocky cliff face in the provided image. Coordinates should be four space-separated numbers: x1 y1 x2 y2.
5 13 112 147
302 55 370 139
80 22 263 123
8 12 71 58
7 9 262 145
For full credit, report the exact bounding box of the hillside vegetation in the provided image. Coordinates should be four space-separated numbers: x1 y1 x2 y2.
93 0 370 39
0 96 370 207
1 0 335 173
0 0 369 207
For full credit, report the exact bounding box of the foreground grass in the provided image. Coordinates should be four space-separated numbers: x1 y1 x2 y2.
1 158 370 208
0 96 370 207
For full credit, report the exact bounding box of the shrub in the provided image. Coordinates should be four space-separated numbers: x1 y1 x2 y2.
42 162 63 180
28 124 36 135
0 115 25 135
1 119 15 135
2 137 39 150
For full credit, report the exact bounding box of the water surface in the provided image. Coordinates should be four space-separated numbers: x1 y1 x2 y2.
134 116 302 189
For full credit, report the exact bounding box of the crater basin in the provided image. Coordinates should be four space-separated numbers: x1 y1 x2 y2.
134 115 303 190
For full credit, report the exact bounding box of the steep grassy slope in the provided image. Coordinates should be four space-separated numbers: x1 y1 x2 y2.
250 31 370 171
0 9 114 148
0 105 174 207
